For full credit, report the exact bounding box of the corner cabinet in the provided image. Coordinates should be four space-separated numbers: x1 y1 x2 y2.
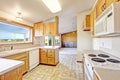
0 67 22 80
34 22 44 36
44 22 58 36
39 48 59 65
3 52 29 74
83 15 91 31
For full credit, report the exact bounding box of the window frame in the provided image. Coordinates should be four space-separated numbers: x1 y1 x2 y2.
0 20 33 44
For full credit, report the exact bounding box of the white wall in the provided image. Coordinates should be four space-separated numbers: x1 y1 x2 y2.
77 10 93 61
93 37 120 58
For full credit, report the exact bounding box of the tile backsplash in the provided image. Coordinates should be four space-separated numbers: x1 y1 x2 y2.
0 36 46 52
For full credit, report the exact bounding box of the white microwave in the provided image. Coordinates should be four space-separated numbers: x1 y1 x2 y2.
94 2 120 36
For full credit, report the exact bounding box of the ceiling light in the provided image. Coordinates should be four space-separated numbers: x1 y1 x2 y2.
16 12 22 21
42 0 61 13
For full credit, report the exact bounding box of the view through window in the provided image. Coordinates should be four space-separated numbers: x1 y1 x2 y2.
0 22 32 43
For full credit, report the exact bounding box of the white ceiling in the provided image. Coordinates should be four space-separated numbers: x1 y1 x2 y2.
0 0 96 33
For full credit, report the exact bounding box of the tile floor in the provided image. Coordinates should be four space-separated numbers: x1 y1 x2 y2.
23 48 83 80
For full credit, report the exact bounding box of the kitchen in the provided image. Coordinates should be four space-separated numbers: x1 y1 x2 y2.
0 0 120 80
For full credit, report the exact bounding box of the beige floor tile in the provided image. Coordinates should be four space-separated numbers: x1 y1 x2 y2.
23 48 83 80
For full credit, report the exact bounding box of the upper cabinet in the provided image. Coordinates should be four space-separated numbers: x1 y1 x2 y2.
44 22 58 36
90 11 94 36
82 15 91 31
106 0 119 8
96 0 106 18
34 16 59 36
34 22 44 36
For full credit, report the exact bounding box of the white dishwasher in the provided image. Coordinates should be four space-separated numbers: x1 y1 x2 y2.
29 49 39 70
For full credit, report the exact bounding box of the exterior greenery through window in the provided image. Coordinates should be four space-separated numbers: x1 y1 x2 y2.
0 22 32 43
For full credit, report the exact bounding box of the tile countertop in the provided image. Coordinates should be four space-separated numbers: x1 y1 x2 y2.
94 67 120 80
0 46 60 57
0 58 23 75
40 46 60 49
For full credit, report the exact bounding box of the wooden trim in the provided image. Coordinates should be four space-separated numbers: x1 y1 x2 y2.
0 17 33 28
0 17 34 45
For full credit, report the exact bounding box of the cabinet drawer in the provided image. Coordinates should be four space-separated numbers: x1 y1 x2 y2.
47 58 54 64
41 57 47 64
48 53 55 58
41 52 47 56
48 50 54 53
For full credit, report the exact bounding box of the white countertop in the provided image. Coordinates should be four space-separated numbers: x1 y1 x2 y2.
0 46 40 57
94 67 120 80
40 46 60 49
0 46 60 57
0 58 23 75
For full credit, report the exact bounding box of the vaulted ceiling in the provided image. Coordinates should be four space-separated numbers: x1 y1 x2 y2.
0 0 97 33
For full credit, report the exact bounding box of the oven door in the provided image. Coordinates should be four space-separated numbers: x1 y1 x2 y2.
84 58 94 80
85 64 93 80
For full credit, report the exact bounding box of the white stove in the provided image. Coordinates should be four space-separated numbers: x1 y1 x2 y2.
86 51 120 70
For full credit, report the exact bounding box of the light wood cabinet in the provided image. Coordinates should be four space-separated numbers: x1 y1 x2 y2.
90 8 96 36
106 0 119 8
39 48 59 65
44 23 51 36
3 52 29 74
83 15 91 31
34 22 44 36
0 67 22 80
96 0 106 18
44 22 58 36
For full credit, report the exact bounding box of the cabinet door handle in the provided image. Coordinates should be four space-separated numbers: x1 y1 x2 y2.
103 3 106 10
101 5 104 11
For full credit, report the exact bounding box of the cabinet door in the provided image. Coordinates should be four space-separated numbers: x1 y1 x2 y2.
40 49 48 64
47 49 55 58
106 0 118 8
34 23 40 36
83 15 90 31
47 58 55 65
90 10 95 36
96 0 106 18
19 57 28 74
50 22 58 36
34 23 44 36
44 23 51 36
38 23 44 36
2 67 22 80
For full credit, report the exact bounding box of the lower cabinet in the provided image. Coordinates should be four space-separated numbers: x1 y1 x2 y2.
3 52 29 74
39 48 59 65
0 67 22 80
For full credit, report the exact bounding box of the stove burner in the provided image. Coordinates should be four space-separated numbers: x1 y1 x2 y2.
91 58 106 63
98 54 110 58
88 54 96 57
107 59 120 63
